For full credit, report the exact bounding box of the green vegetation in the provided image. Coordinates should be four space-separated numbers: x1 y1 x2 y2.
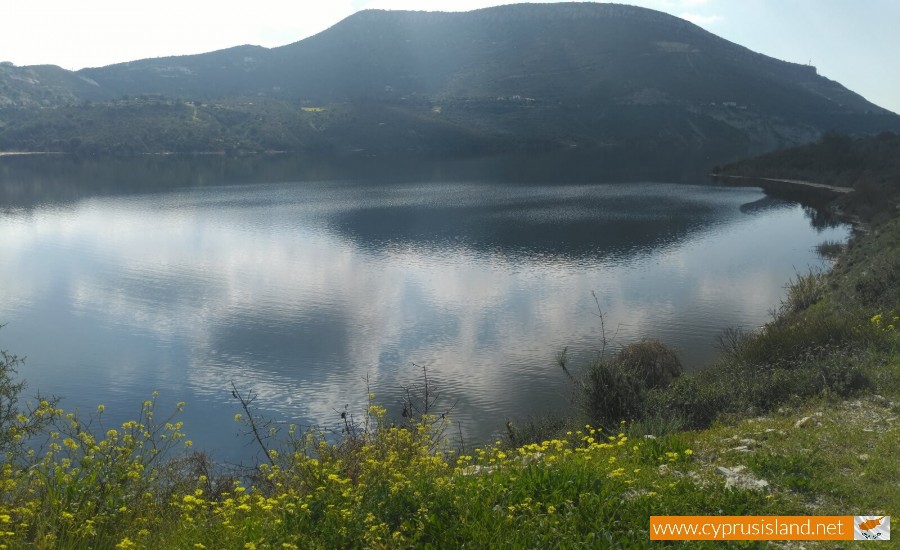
719 131 900 223
2 136 899 547
3 4 900 157
0 96 506 156
0 387 790 549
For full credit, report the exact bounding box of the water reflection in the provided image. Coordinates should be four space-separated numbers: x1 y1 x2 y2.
0 156 848 461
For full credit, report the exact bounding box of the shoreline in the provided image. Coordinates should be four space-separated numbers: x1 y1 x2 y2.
0 151 68 157
712 173 854 194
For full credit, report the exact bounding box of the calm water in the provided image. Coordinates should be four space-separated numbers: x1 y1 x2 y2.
0 155 848 463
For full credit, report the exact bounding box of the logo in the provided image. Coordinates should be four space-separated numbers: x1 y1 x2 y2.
855 516 890 541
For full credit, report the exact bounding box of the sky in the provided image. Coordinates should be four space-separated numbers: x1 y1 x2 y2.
3 1 898 113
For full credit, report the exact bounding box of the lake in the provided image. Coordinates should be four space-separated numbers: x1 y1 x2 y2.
0 154 848 464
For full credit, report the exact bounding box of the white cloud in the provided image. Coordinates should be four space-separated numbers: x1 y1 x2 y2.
3 0 360 69
634 0 710 9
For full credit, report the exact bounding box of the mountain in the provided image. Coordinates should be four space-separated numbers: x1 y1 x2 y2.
0 62 100 108
1 3 898 160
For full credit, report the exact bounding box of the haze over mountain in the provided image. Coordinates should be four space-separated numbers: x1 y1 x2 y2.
1 3 898 162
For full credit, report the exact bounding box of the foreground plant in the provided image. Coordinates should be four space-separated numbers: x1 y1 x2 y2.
0 393 192 549
0 372 781 550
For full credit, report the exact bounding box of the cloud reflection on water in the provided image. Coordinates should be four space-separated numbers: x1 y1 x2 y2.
0 178 847 453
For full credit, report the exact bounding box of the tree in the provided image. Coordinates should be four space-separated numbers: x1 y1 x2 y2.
0 332 57 458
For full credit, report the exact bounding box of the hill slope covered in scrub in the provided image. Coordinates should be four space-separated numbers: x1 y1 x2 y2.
2 3 899 159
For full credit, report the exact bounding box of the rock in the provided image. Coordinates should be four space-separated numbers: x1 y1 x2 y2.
715 466 734 476
747 478 769 490
458 464 496 476
794 416 814 429
518 452 544 464
858 454 870 462
730 446 751 452
715 465 769 490
739 438 757 446
657 464 684 477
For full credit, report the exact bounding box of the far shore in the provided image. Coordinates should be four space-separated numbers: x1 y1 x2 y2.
0 150 293 158
712 173 853 194
0 151 68 157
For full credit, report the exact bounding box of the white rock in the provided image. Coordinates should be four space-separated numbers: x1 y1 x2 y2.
794 416 814 429
715 465 768 490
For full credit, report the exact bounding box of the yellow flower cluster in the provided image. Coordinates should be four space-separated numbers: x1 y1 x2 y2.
0 393 189 549
871 311 899 331
0 385 707 549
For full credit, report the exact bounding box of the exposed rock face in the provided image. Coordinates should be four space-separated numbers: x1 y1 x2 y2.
715 465 769 490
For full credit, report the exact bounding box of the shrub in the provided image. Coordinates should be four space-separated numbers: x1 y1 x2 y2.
578 340 683 430
0 339 58 458
815 240 845 261
731 303 857 366
0 348 30 454
504 414 572 447
851 251 900 308
650 345 871 430
780 270 827 315
649 373 733 429
581 359 646 430
614 339 683 389
626 410 687 438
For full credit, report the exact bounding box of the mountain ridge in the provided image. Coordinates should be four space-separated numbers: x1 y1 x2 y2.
1 2 898 160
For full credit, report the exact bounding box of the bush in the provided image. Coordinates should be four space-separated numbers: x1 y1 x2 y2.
0 340 58 458
614 339 683 389
780 270 827 315
578 340 683 430
504 414 572 447
650 345 871 430
0 348 29 453
852 251 900 308
729 303 857 366
582 359 646 430
649 373 733 429
815 240 845 261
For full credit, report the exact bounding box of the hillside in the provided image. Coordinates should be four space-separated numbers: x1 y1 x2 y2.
718 131 900 222
2 3 899 158
0 62 101 108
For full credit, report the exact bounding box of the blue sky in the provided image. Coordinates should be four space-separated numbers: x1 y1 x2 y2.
4 1 898 113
